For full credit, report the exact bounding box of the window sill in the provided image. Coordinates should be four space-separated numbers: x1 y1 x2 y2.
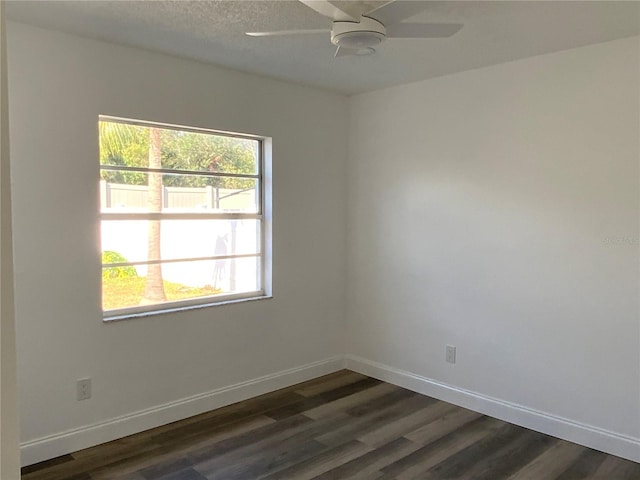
103 294 273 323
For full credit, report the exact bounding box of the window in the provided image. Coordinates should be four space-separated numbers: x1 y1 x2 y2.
99 117 268 319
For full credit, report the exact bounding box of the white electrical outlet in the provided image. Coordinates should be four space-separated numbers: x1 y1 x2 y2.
446 345 456 364
77 378 92 401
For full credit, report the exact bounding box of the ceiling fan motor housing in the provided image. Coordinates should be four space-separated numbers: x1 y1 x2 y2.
331 16 386 49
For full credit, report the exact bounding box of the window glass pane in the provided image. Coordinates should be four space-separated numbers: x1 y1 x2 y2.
163 129 259 175
101 219 260 264
99 121 259 175
102 257 260 311
100 172 258 213
99 117 265 315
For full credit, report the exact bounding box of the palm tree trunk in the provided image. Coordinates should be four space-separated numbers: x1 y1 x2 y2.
141 127 166 304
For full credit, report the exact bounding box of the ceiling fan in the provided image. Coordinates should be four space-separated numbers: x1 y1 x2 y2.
246 0 463 57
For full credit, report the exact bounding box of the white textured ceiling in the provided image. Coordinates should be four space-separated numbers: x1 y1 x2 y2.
6 1 640 95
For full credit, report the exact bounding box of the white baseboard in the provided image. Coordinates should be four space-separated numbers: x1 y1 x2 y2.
344 354 640 463
21 354 640 467
20 355 345 467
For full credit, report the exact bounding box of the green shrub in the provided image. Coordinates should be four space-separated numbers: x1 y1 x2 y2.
102 251 138 279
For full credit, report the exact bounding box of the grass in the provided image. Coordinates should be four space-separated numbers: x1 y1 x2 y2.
102 276 221 311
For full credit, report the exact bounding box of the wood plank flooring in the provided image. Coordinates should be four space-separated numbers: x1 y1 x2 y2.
22 370 640 480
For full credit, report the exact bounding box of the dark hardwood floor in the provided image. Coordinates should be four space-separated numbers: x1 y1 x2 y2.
22 370 640 480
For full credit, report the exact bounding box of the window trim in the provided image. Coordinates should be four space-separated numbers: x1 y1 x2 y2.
99 115 270 321
104 293 272 323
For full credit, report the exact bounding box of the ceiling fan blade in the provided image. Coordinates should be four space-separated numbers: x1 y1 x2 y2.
299 0 358 22
386 23 463 38
364 1 429 26
246 29 328 37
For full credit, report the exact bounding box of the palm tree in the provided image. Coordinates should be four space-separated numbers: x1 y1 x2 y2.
141 127 166 304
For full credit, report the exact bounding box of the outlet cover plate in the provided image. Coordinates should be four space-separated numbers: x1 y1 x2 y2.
446 345 456 364
77 378 92 401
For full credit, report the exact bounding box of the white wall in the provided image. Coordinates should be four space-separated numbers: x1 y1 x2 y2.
347 37 640 460
0 4 21 479
8 22 348 465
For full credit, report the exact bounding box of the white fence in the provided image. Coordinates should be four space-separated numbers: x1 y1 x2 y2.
99 180 256 211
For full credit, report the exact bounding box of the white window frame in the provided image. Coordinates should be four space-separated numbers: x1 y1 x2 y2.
100 116 271 321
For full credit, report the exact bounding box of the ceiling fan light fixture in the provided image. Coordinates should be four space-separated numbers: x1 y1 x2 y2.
333 31 384 49
355 47 376 56
331 16 386 50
